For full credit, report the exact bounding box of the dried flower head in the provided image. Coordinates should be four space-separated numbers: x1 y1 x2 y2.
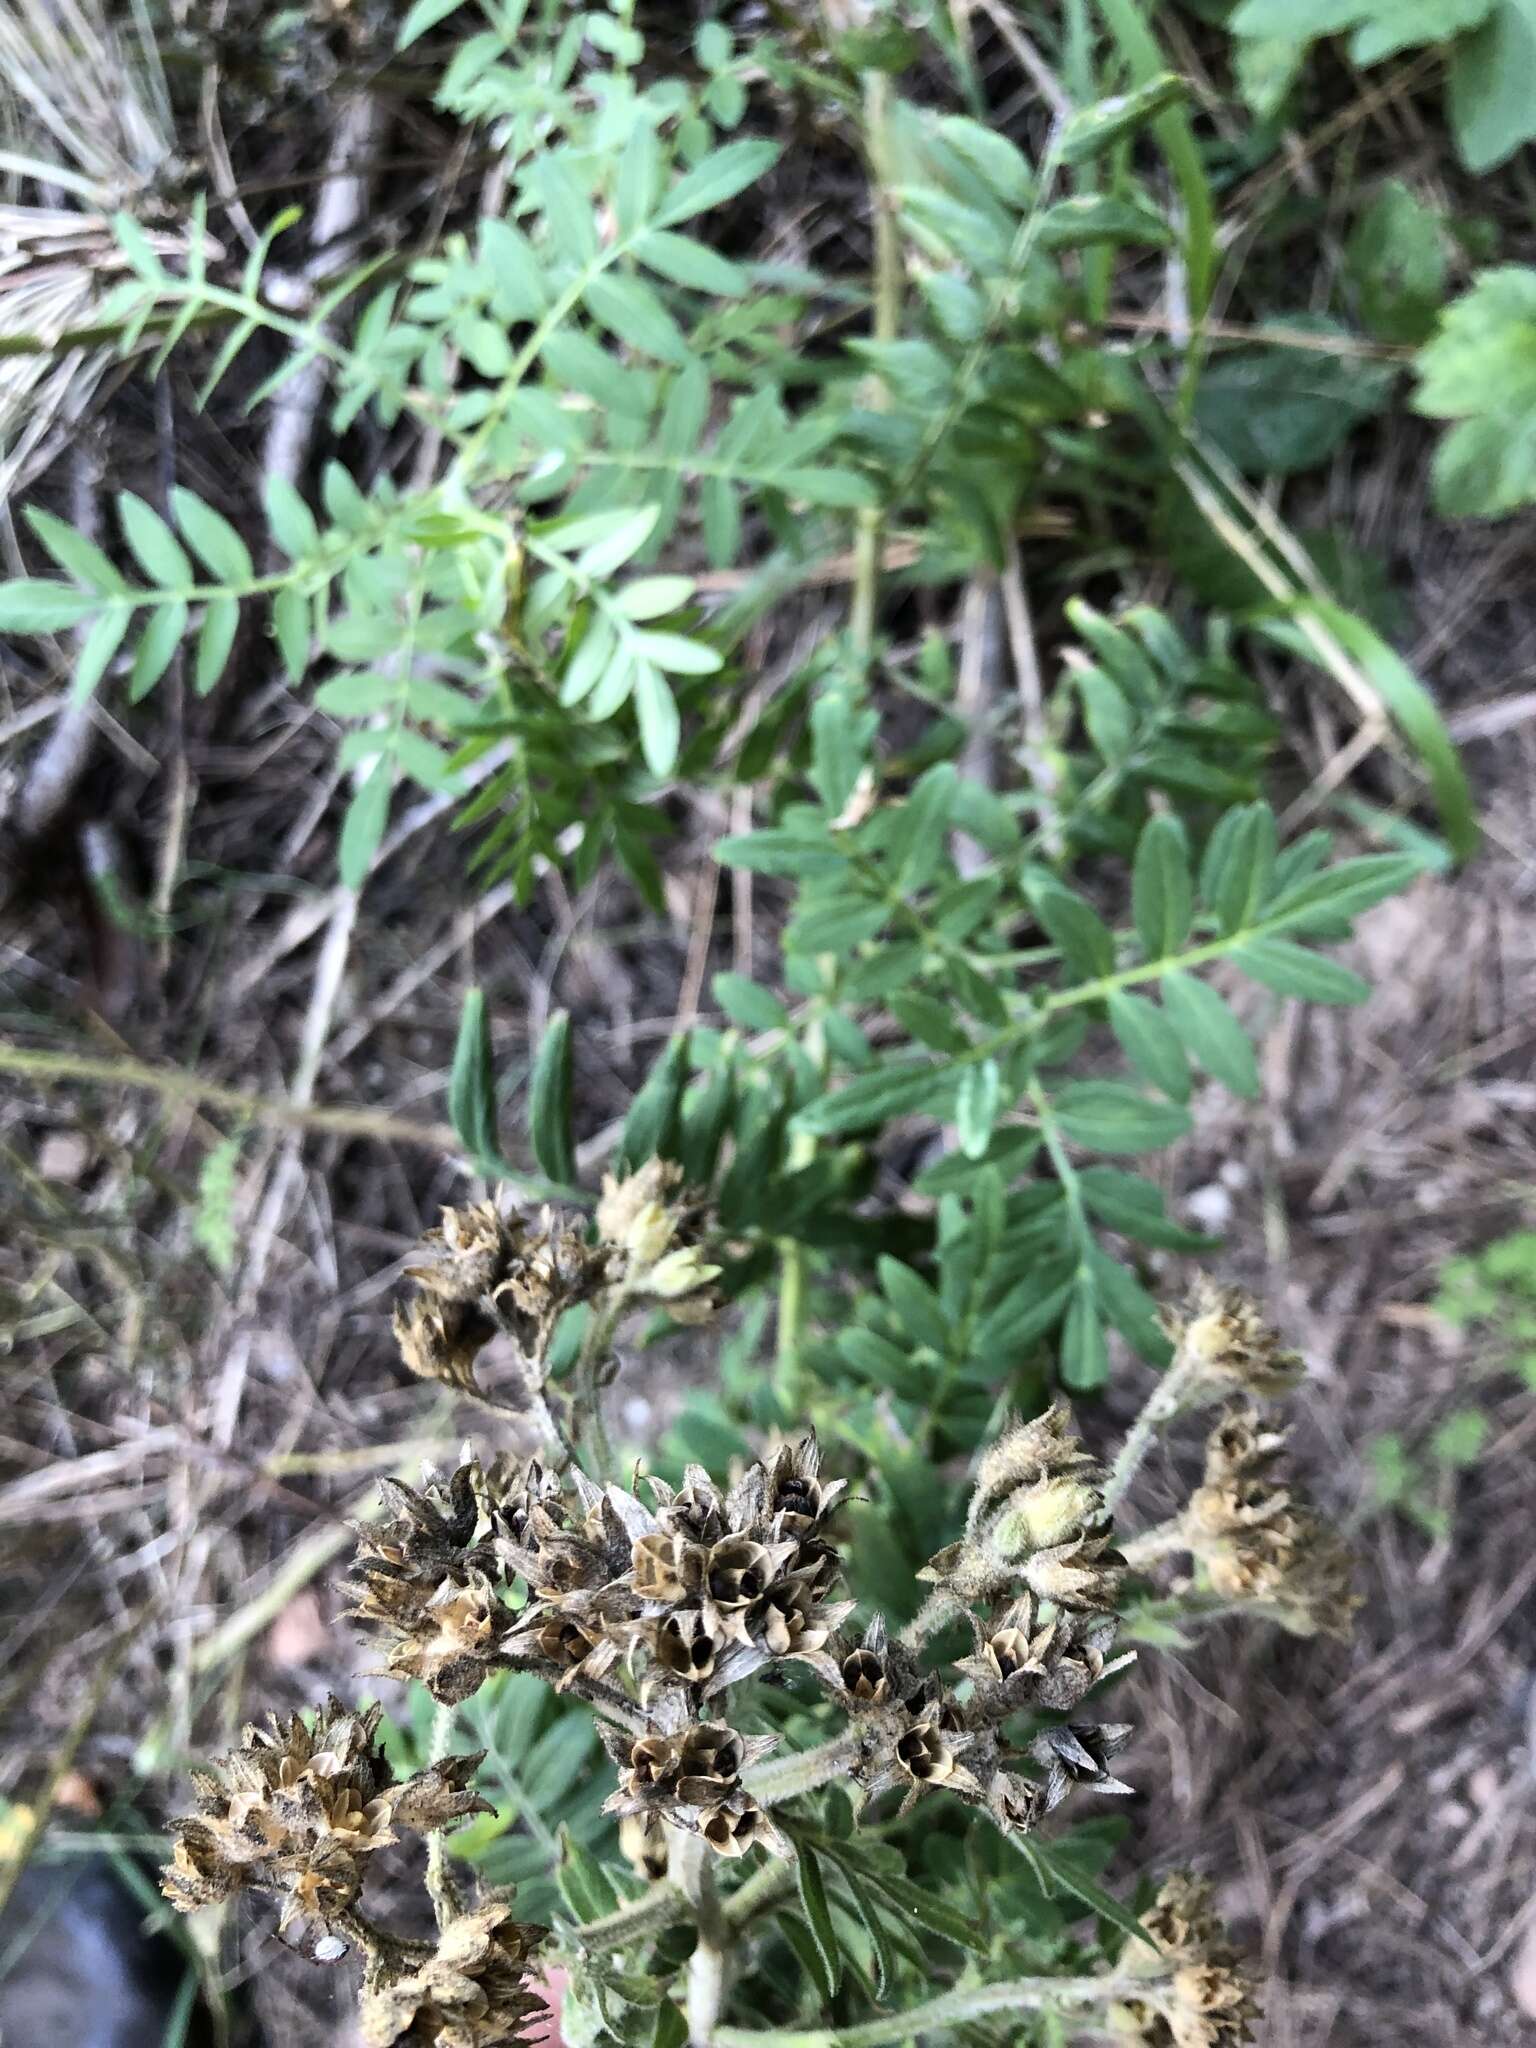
1187 1405 1358 1639
359 1901 545 2047
1166 1278 1304 1403
406 1202 517 1305
1030 1720 1134 1812
954 1596 1126 1716
160 1699 488 1931
601 1716 785 1856
394 1296 498 1395
1111 1874 1259 2048
349 1468 515 1704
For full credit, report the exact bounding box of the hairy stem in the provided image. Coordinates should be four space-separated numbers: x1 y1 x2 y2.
1120 1516 1192 1570
711 1970 1162 2047
1103 1346 1199 1516
675 1834 731 2048
744 1729 864 1810
424 1701 463 1930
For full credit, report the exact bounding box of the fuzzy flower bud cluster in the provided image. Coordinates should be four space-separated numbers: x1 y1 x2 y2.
160 1698 489 1934
823 1404 1136 1834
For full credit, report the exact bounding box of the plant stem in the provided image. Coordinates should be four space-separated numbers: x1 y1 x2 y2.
1119 1517 1192 1570
0 1040 464 1156
572 1291 625 1478
424 1700 463 1930
675 1834 731 2048
572 1880 689 1956
848 65 900 657
744 1730 864 1809
711 1971 1158 2048
1103 1346 1199 1516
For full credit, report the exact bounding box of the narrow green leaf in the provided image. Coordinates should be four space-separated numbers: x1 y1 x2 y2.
795 1844 843 1999
528 1010 577 1186
0 580 100 632
172 488 253 583
791 1062 955 1138
956 1057 1003 1158
396 0 463 46
128 599 189 699
1107 990 1192 1102
1058 72 1188 164
339 755 392 889
1234 938 1372 1005
1053 1081 1192 1153
712 973 788 1032
631 631 721 676
619 1034 691 1172
636 230 749 296
24 508 125 593
633 663 680 775
1273 601 1478 862
1029 879 1116 980
449 987 500 1164
272 585 311 681
117 491 193 588
657 140 780 226
194 594 239 694
1060 1279 1109 1390
1012 1836 1158 1950
264 476 322 560
70 606 130 703
1132 813 1193 959
1159 970 1259 1097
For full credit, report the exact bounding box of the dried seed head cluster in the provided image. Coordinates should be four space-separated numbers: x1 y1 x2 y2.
392 1171 720 1398
501 1437 850 1857
346 1466 514 1704
1110 1874 1260 2048
359 1901 545 2048
395 1199 618 1393
1164 1277 1305 1404
830 1403 1138 1833
1186 1403 1359 1639
160 1698 488 1933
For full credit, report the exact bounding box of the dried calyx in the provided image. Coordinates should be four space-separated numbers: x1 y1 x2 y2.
347 1465 514 1704
837 1404 1135 1831
160 1698 488 1933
